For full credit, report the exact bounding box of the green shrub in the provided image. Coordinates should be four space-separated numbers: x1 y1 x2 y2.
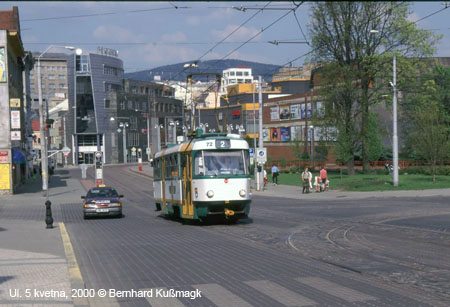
289 165 300 173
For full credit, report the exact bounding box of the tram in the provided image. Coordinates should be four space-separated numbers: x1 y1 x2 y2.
153 129 251 222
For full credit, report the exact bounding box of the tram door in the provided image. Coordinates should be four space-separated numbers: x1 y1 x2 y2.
182 152 194 217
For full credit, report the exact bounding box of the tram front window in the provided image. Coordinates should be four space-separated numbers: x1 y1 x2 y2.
195 150 248 176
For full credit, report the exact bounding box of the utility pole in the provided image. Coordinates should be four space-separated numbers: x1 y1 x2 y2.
252 82 257 188
37 56 48 193
146 112 150 161
63 115 67 166
257 76 264 191
393 54 399 186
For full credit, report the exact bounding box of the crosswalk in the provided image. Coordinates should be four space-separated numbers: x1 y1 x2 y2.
143 276 378 307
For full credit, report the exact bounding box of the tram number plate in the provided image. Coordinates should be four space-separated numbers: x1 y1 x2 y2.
215 139 230 149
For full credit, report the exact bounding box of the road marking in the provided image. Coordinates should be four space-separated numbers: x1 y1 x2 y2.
244 280 316 306
144 288 185 307
59 222 88 306
296 277 376 302
193 283 253 307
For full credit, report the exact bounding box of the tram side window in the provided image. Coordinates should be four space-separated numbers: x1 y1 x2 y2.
165 154 179 179
194 151 205 176
154 159 162 180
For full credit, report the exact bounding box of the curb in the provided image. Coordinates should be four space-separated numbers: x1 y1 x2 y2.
59 222 89 306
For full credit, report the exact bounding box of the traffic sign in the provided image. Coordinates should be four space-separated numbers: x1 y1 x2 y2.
146 147 151 155
131 147 136 152
61 146 71 155
249 148 254 158
117 128 122 133
256 148 267 163
95 151 102 159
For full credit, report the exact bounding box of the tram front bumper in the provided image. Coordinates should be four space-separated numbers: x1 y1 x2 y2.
194 200 251 218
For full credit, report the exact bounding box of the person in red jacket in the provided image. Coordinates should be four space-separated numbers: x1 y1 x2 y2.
319 166 328 192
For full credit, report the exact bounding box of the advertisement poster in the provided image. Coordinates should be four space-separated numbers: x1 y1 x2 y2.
307 103 312 118
290 104 301 120
316 101 324 117
263 128 270 142
0 47 6 82
290 126 303 141
10 98 20 108
271 127 280 142
270 106 279 121
11 111 20 129
0 164 10 190
279 105 290 120
280 127 290 142
301 104 306 119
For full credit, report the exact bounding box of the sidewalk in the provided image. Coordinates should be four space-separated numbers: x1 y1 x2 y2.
128 165 450 200
0 169 88 306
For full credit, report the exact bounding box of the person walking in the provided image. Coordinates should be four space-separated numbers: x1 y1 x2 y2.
301 167 312 194
271 164 280 185
319 166 328 192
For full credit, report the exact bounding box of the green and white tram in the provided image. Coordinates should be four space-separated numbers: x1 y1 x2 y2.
153 130 251 222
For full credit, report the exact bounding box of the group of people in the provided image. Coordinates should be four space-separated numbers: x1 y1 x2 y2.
263 164 329 194
301 166 328 194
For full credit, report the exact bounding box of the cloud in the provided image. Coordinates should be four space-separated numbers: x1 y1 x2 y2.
186 16 200 26
161 31 187 43
211 25 261 42
93 25 145 43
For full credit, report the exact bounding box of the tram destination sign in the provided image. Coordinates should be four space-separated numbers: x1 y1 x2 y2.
215 139 230 149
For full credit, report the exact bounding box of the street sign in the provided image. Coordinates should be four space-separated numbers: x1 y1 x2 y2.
249 148 254 158
131 147 136 152
256 148 267 163
146 147 151 155
117 128 122 133
96 168 103 180
62 146 71 155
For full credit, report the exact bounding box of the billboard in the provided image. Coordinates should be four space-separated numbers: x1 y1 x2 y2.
270 106 279 121
271 127 280 142
290 104 301 120
280 127 290 142
279 106 290 120
290 126 303 141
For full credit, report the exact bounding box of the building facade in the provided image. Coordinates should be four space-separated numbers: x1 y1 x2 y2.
0 7 33 194
67 50 124 165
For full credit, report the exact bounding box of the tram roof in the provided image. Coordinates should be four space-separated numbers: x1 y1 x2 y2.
154 133 248 158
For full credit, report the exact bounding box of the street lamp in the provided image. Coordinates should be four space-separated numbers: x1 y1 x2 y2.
309 125 314 168
370 29 398 186
118 122 129 163
37 45 81 196
154 124 164 153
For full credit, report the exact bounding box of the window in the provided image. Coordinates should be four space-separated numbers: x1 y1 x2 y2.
154 159 162 180
76 55 90 72
104 99 110 108
244 71 249 76
48 74 55 80
51 66 56 71
128 101 133 110
229 71 235 76
30 83 35 89
49 83 55 89
236 71 243 76
120 101 125 110
130 116 137 130
59 83 65 88
103 65 121 76
194 150 248 176
58 74 65 80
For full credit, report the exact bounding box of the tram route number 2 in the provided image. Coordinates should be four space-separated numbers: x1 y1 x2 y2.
206 139 231 149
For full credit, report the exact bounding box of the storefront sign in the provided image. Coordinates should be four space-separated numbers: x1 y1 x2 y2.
11 111 20 129
10 98 20 108
0 151 8 162
0 164 10 190
11 130 21 141
290 104 301 120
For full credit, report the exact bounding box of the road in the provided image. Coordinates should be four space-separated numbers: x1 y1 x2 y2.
59 165 450 306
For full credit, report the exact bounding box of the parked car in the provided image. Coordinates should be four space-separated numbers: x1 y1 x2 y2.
82 187 123 219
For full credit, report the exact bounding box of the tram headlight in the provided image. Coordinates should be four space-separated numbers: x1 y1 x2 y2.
207 190 214 198
239 189 247 197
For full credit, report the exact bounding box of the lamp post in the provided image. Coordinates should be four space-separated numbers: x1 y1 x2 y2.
309 125 314 168
119 122 129 163
37 45 81 195
154 124 163 153
370 29 398 186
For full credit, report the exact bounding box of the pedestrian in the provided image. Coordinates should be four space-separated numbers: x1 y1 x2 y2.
271 164 280 185
301 167 312 194
263 169 268 188
319 166 328 192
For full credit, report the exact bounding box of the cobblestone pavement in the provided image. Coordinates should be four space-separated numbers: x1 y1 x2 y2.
56 165 449 306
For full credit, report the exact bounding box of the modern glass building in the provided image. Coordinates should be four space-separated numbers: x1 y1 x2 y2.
67 50 123 165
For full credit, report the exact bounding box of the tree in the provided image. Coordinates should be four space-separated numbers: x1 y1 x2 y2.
308 2 441 174
407 80 449 181
366 113 383 162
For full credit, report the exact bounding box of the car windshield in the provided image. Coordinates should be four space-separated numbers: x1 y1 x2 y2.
87 188 118 198
194 150 248 176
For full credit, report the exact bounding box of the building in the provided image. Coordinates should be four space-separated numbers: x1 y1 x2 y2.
30 52 68 109
67 48 124 165
221 67 254 94
0 6 33 194
48 99 69 165
115 78 182 162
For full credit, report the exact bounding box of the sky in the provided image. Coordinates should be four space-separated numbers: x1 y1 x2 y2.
1 1 450 73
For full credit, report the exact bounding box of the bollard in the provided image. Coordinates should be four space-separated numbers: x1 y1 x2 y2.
45 200 53 229
138 163 143 171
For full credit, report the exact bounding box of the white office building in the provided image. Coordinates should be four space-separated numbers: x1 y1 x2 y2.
221 67 254 94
